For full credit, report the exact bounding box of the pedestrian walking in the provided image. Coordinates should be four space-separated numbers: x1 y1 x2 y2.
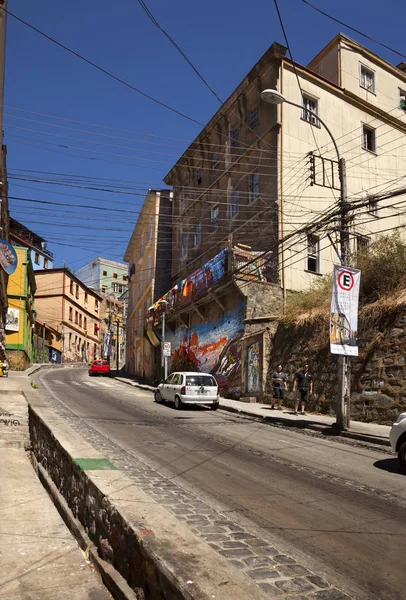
271 364 287 409
293 363 313 415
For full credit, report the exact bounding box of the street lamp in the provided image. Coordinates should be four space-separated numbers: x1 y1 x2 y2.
261 89 349 430
160 299 168 380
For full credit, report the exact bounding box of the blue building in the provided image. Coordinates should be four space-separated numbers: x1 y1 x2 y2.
10 218 54 271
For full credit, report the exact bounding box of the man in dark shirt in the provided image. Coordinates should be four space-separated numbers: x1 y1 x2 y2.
293 364 313 415
271 364 287 409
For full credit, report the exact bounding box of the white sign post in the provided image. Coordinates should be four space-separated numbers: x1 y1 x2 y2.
162 341 171 357
330 265 361 356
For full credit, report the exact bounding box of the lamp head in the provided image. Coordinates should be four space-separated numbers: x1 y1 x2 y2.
260 89 286 105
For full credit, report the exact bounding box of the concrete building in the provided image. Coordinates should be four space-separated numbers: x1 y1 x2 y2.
100 295 125 368
165 33 406 297
10 218 54 271
34 268 102 363
124 189 173 380
148 33 406 401
5 247 36 370
75 257 128 296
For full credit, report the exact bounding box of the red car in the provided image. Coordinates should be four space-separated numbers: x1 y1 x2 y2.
89 360 111 377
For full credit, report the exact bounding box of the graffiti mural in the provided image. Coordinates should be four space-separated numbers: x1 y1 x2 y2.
167 302 245 397
247 341 260 392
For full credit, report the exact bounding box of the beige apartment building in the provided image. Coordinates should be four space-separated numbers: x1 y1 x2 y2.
165 33 406 296
34 268 102 363
124 189 172 380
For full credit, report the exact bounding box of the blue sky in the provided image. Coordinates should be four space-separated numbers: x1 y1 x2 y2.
4 0 404 271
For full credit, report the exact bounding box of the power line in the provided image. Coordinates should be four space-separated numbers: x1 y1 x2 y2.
298 0 406 61
135 0 222 103
2 6 203 126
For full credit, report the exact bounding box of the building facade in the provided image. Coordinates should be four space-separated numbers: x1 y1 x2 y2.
5 247 36 370
10 218 54 271
34 269 102 363
125 189 173 380
75 257 128 296
100 294 125 368
165 34 406 299
145 33 406 400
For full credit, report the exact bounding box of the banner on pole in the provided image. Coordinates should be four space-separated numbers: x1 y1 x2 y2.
330 265 361 356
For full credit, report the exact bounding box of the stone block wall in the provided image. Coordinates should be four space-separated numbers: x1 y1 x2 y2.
268 306 406 425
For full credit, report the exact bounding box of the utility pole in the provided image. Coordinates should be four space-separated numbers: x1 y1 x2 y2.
161 300 168 380
260 89 352 430
42 322 46 363
337 158 350 430
116 318 119 372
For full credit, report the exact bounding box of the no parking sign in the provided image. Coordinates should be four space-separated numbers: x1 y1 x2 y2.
330 265 361 356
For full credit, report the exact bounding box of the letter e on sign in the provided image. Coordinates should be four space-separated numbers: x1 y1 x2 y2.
338 270 354 291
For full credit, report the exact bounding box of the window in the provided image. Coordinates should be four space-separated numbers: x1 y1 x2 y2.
307 234 320 273
44 258 48 269
75 310 79 324
210 205 219 231
148 216 153 241
102 285 107 293
34 252 40 265
368 198 379 217
248 173 260 203
84 317 87 331
113 272 118 279
193 221 202 247
231 127 239 147
231 189 239 217
356 235 370 254
70 280 74 294
147 257 152 283
123 275 128 281
360 65 375 92
69 307 73 321
181 232 189 256
140 232 145 257
212 149 219 169
69 333 72 348
84 292 88 305
196 169 202 186
139 277 143 297
362 125 376 153
302 94 319 125
79 314 82 327
103 270 107 277
400 89 406 110
95 300 99 313
248 106 259 130
112 283 124 293
75 284 79 299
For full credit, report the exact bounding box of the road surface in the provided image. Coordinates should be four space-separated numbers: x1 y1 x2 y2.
38 367 406 600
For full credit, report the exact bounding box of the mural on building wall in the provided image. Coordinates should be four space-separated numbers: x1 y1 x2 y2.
167 302 245 397
247 341 260 392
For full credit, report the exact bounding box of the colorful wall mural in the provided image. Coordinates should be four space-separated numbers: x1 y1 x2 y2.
166 302 246 397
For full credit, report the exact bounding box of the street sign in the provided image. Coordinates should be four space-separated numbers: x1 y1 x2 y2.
330 265 361 356
162 341 171 357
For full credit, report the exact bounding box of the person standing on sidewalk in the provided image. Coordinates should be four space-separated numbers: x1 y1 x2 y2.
271 364 288 409
293 364 313 415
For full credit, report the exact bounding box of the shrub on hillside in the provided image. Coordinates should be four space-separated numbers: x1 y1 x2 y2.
356 232 406 301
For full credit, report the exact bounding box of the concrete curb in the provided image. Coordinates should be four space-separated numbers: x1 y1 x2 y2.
112 376 390 448
32 455 141 600
219 404 391 447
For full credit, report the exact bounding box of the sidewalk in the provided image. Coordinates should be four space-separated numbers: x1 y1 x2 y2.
0 373 111 600
113 375 392 448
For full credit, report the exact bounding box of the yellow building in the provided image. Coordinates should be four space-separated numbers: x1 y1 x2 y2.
34 268 102 363
5 247 36 370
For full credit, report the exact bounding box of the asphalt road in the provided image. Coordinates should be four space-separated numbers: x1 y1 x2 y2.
39 367 406 600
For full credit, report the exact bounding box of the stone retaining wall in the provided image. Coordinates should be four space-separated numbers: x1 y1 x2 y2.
267 307 406 425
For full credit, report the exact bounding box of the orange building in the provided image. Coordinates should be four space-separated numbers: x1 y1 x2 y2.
34 268 102 363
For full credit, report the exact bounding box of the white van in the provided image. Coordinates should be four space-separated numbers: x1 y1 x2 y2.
155 372 220 410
